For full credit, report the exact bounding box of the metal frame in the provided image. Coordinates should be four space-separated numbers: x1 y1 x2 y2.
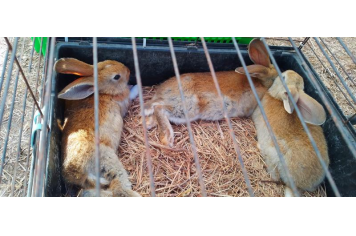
1 37 355 197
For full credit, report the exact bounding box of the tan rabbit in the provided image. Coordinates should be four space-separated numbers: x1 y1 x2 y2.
144 38 278 147
252 70 329 197
55 58 140 197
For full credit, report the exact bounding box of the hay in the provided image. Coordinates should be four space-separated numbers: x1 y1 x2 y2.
3 37 352 197
119 87 326 197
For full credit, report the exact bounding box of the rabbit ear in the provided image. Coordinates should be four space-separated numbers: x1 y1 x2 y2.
55 58 93 76
281 89 299 114
248 38 271 67
58 77 95 100
296 91 326 125
235 65 269 79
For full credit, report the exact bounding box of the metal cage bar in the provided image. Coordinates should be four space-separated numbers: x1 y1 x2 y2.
93 37 101 197
2 37 352 197
336 37 356 64
319 38 356 88
32 37 56 197
261 37 341 196
167 37 207 196
200 38 254 196
0 37 19 184
0 38 26 187
306 40 356 115
131 37 156 196
0 38 18 134
313 38 356 105
11 37 37 196
24 37 46 196
25 38 49 196
288 38 356 158
4 38 44 118
0 40 10 96
232 38 300 196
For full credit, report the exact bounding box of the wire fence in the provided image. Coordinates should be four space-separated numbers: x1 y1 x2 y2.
0 37 355 197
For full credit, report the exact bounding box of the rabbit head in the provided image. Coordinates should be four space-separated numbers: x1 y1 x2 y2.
269 70 326 125
235 38 278 87
55 58 130 100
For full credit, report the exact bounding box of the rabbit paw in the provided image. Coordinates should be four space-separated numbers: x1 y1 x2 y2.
160 129 174 147
144 115 157 130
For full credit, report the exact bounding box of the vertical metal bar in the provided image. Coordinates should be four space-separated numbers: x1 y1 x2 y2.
231 38 300 197
0 38 19 185
26 38 50 197
39 39 51 105
262 37 341 196
313 37 356 104
200 38 254 196
167 37 207 197
336 37 356 64
0 38 18 133
0 40 10 96
131 37 156 197
319 38 356 88
11 37 37 196
93 37 101 197
288 38 356 158
0 38 26 188
3 38 44 118
33 37 56 197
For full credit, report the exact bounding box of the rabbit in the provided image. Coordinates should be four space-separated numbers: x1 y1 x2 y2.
143 38 278 147
55 58 141 197
251 70 329 197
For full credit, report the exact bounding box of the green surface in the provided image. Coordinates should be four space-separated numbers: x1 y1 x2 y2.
30 37 253 56
31 37 48 56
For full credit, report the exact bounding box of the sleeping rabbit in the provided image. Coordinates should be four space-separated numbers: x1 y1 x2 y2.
252 70 329 197
55 58 140 197
143 38 278 147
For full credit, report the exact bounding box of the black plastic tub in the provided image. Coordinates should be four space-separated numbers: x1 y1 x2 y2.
45 39 356 197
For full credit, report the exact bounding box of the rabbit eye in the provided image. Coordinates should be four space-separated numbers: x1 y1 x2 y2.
113 74 121 80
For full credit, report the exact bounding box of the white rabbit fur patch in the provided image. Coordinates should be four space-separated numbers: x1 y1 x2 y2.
129 85 139 100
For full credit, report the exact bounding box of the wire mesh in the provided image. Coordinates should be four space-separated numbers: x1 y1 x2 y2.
231 38 300 196
288 38 356 158
131 37 156 197
261 37 341 196
201 37 254 196
167 37 207 196
32 37 55 197
1 37 355 197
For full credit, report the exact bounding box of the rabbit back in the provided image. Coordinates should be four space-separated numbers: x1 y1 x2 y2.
149 71 267 123
253 93 329 191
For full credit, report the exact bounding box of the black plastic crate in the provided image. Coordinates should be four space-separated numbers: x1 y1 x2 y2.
45 40 356 197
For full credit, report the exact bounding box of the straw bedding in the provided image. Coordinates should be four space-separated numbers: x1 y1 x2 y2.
3 37 352 197
119 86 327 197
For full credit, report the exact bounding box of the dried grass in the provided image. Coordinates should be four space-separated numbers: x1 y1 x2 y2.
2 37 353 197
119 87 326 197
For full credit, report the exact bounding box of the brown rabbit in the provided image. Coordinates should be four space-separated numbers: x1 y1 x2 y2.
55 58 140 197
143 38 278 147
252 70 329 197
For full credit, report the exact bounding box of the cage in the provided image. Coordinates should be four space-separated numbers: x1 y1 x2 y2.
0 37 355 197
